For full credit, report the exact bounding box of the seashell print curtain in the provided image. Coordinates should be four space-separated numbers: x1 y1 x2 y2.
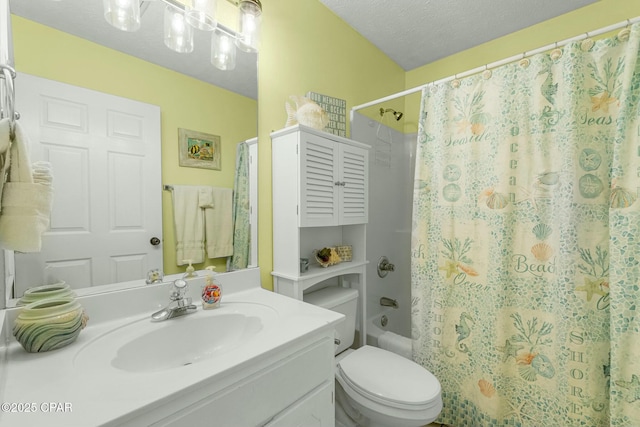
411 24 640 426
230 142 251 269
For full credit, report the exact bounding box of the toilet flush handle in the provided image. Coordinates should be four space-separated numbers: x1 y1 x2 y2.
335 338 341 345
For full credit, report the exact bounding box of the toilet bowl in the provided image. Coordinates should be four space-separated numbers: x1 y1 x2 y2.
304 286 442 427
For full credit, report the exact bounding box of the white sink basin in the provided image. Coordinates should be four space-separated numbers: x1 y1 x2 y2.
73 302 278 373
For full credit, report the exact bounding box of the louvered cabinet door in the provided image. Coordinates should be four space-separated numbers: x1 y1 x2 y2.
338 143 368 224
299 133 340 227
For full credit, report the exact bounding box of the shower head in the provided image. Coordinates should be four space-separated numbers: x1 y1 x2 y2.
379 107 404 121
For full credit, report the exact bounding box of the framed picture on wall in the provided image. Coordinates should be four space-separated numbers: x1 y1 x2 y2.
178 128 222 170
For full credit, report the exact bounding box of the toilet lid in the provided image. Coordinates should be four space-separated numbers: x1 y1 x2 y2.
338 345 441 409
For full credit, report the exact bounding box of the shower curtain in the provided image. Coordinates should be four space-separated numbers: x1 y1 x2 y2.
230 142 250 270
411 24 640 426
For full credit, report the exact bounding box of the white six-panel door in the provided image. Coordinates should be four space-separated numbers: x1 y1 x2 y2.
13 73 162 294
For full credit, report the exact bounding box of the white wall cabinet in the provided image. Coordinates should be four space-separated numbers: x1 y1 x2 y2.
298 131 368 227
271 125 369 346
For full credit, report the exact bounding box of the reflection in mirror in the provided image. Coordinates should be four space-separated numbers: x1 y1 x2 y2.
5 0 258 304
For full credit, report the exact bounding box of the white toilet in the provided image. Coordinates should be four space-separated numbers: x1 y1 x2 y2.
304 286 442 427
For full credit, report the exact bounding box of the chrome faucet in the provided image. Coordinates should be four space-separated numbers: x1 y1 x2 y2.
151 279 197 322
380 297 399 309
377 256 396 278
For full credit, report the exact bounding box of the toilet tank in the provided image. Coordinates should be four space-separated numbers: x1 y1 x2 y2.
304 286 359 355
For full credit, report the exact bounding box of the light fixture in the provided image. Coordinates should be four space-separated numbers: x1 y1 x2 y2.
103 0 141 32
100 0 261 72
185 0 217 31
164 3 194 53
211 27 236 70
236 0 261 53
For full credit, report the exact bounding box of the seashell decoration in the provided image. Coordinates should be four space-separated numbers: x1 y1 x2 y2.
451 79 461 89
478 379 496 398
285 95 329 130
579 174 604 199
532 223 553 241
13 297 89 353
531 354 555 378
519 364 538 382
610 186 637 208
485 191 510 209
518 58 531 68
443 183 462 202
550 48 563 61
580 38 595 52
482 69 492 80
579 148 602 172
537 171 560 186
531 242 554 262
618 28 631 42
457 262 479 277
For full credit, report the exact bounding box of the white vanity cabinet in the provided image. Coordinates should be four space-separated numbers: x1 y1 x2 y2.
0 269 342 427
271 125 369 346
147 334 335 427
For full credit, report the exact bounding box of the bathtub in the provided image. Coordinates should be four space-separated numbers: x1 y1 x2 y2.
366 306 413 359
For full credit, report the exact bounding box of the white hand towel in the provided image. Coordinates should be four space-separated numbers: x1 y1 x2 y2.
32 160 53 184
198 186 214 208
0 122 54 252
171 185 205 265
0 119 13 202
0 182 53 252
204 187 233 258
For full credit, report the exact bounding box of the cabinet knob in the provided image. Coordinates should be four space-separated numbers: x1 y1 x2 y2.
334 181 346 186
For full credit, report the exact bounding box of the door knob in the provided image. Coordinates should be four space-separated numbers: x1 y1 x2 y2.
150 237 161 246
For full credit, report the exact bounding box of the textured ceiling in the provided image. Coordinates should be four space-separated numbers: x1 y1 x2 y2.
318 0 598 71
10 0 599 99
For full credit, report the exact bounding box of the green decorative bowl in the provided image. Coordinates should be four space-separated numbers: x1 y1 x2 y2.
13 297 89 353
16 282 75 306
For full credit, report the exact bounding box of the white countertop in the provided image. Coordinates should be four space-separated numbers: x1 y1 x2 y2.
0 269 343 427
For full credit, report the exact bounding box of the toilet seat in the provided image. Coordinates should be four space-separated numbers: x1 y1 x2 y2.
337 345 441 411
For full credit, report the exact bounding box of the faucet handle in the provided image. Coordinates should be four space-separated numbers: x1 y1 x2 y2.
146 268 164 284
170 279 188 301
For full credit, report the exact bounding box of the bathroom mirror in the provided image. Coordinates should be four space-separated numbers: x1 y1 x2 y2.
4 0 258 304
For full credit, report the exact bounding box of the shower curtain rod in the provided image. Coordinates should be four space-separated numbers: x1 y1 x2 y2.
350 15 640 115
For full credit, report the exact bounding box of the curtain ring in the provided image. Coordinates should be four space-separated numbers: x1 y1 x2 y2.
482 65 492 80
550 42 563 61
581 33 595 51
451 74 461 88
619 22 631 41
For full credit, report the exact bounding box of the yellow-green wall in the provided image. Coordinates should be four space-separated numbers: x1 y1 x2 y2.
12 16 257 276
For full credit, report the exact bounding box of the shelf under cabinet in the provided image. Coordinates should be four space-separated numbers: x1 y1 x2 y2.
272 261 368 300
